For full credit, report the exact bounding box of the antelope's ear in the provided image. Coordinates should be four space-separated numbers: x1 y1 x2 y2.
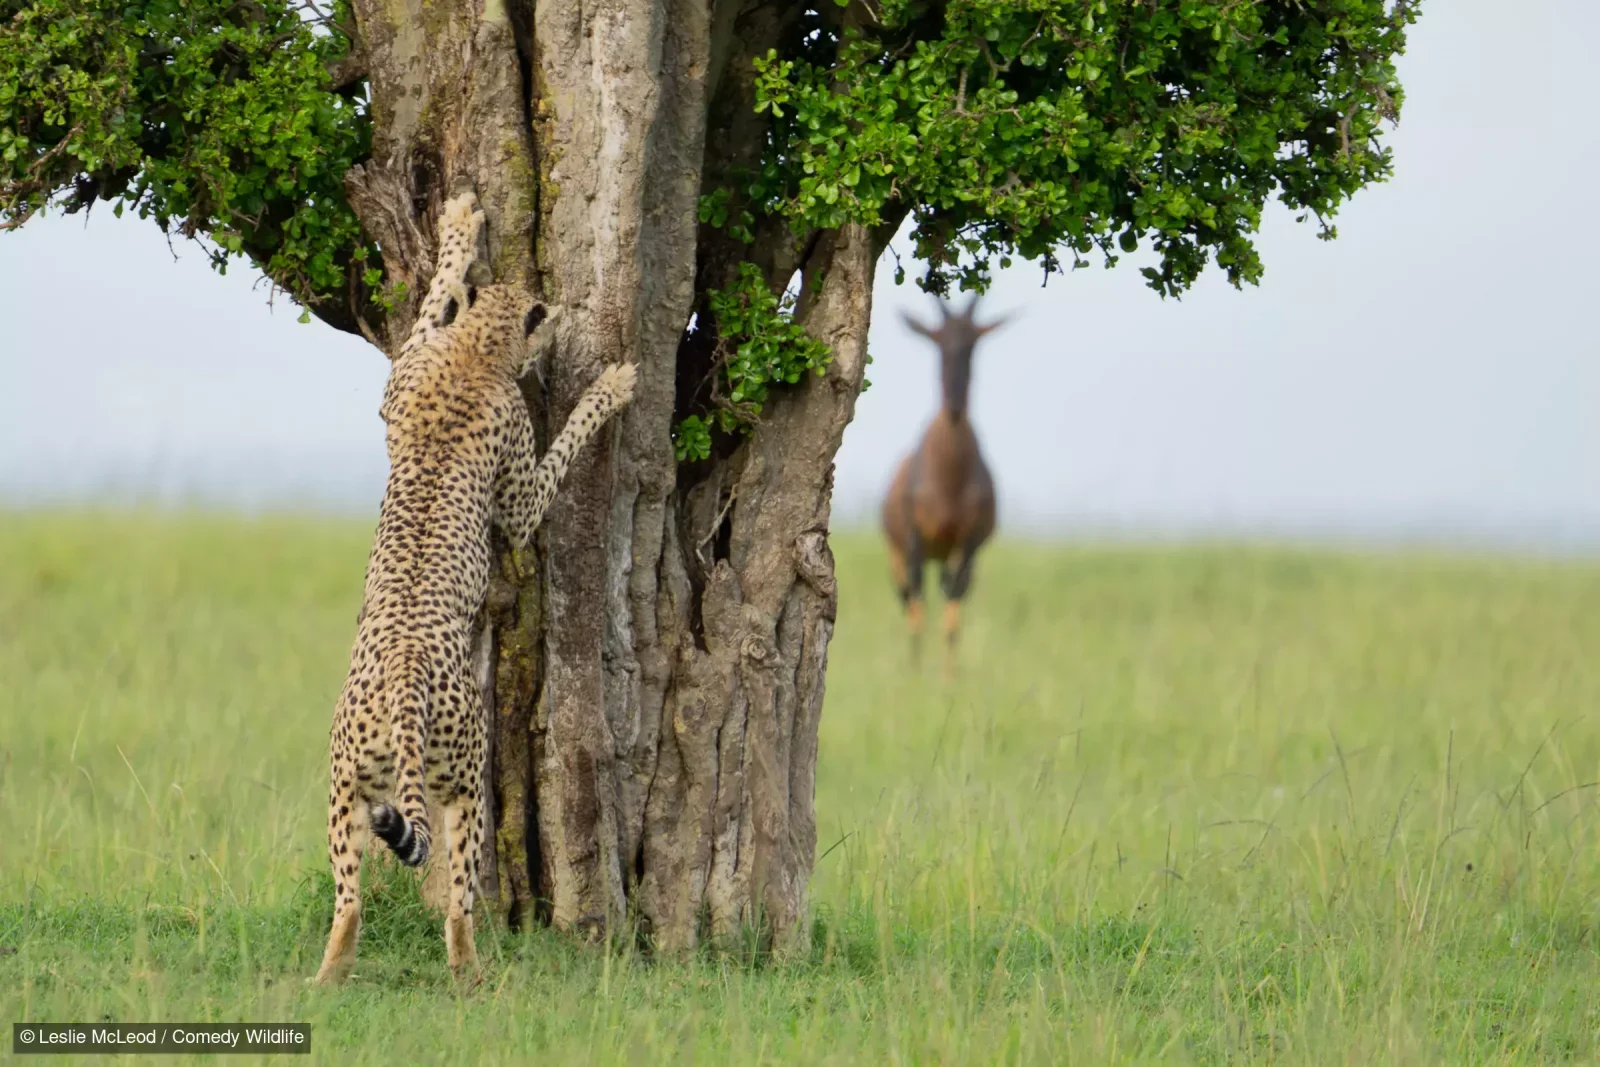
975 313 1011 338
902 311 937 338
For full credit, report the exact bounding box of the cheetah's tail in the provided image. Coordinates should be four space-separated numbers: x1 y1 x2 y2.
370 802 428 868
371 650 432 868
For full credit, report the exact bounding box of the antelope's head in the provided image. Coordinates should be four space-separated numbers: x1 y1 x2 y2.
903 293 1007 420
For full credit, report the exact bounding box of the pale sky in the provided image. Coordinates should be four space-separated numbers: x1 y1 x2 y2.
3 0 1597 550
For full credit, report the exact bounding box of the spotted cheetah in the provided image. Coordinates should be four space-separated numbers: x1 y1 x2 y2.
313 191 636 985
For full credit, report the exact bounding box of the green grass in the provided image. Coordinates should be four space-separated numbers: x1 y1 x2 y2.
3 511 1600 1064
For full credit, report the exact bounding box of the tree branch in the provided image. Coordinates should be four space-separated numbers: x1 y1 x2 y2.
326 51 368 92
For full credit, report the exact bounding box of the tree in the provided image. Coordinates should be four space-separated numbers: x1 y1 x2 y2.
2 0 1418 954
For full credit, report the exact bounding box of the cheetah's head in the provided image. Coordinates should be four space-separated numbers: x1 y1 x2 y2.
459 284 546 377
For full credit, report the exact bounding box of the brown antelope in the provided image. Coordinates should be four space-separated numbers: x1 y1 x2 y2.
881 294 1003 674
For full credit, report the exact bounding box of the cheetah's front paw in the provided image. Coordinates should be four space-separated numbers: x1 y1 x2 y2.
440 191 484 241
594 363 638 411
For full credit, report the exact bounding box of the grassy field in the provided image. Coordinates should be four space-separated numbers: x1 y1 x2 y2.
2 512 1599 1064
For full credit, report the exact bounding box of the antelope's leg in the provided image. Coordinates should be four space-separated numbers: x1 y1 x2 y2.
894 540 927 664
939 548 981 680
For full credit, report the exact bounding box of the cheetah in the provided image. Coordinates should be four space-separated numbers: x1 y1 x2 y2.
313 191 636 985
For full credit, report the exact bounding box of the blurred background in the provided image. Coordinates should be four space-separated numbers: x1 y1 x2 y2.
3 0 1596 552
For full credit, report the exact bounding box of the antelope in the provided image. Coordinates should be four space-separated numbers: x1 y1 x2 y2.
880 294 1004 675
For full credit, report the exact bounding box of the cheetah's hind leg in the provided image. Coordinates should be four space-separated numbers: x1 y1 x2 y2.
313 775 370 985
443 795 484 982
440 678 487 984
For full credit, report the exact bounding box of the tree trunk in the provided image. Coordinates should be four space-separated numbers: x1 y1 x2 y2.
341 0 877 955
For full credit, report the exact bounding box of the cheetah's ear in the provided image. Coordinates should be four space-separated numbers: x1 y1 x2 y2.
521 305 563 382
523 303 548 338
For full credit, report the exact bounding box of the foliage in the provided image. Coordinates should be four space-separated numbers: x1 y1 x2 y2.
696 187 755 244
673 263 832 461
0 0 370 311
3 0 1419 447
671 415 714 463
6 513 1600 1061
742 0 1418 297
0 0 1419 308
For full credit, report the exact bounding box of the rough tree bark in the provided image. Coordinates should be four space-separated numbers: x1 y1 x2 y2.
339 0 883 954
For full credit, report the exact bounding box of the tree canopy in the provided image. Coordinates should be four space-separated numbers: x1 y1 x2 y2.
753 0 1415 297
3 0 1415 314
1 0 368 325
